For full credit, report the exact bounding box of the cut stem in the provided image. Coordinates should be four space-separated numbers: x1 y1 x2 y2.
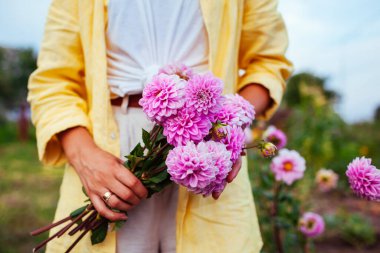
30 216 71 236
68 210 97 236
32 204 93 253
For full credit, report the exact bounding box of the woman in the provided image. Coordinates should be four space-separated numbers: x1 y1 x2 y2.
28 0 292 252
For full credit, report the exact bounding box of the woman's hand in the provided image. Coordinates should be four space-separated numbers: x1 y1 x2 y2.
58 127 148 222
212 157 242 200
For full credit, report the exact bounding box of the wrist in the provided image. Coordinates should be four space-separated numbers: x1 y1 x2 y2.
58 126 97 167
238 83 273 117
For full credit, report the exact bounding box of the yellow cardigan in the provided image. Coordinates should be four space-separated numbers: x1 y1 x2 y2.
28 0 292 252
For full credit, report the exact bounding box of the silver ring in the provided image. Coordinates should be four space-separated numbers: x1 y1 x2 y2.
102 191 112 204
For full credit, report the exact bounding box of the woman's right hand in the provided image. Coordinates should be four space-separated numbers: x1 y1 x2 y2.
58 126 148 222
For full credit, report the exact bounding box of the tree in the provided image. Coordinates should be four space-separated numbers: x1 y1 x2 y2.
374 105 380 122
0 47 36 109
283 72 339 107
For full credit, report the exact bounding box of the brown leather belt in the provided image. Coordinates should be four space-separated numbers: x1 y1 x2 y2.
111 94 142 108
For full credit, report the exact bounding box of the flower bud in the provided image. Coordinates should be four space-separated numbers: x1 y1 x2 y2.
211 122 228 141
259 141 277 158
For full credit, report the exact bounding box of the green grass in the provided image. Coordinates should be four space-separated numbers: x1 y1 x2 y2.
0 141 63 253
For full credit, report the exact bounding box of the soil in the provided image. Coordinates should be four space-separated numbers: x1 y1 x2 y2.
313 192 380 253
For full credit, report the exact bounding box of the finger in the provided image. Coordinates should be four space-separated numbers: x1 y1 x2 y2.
212 191 222 200
91 194 128 222
108 181 141 206
227 158 242 183
116 157 125 164
106 194 133 212
115 166 148 199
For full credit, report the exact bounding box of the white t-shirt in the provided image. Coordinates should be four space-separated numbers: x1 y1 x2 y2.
106 0 209 98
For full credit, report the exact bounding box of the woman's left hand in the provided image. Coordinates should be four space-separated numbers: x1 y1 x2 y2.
212 157 242 199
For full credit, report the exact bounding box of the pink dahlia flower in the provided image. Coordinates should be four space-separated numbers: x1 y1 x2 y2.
270 149 306 185
263 125 287 149
201 141 232 184
196 180 227 197
222 94 255 129
185 73 223 117
346 157 380 201
166 142 217 190
299 212 325 238
220 125 246 163
139 73 185 123
211 101 240 126
316 168 339 192
163 108 211 147
158 63 193 80
196 141 232 196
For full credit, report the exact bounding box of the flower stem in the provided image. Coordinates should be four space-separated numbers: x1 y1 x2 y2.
32 204 93 253
150 125 161 143
272 183 284 253
64 220 101 253
155 143 170 157
68 210 97 236
303 237 310 253
30 216 71 236
243 143 259 150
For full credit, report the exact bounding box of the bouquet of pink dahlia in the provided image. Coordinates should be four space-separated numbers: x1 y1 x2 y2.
31 64 271 252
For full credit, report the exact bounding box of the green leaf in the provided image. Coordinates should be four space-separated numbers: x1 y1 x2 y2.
262 191 274 200
82 186 88 197
275 217 291 229
142 129 151 149
149 170 169 184
70 205 87 218
155 132 166 142
130 143 144 157
91 220 108 245
113 220 126 231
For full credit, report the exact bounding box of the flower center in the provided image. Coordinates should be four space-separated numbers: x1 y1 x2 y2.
321 176 329 182
283 161 293 171
197 92 207 101
176 72 189 81
306 219 315 229
268 136 279 146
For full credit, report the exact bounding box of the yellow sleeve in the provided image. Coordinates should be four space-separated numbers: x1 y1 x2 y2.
238 0 294 120
27 0 90 166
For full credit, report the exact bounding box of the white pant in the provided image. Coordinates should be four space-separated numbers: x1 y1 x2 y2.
113 106 178 253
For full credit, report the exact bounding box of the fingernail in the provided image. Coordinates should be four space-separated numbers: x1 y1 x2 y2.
122 215 128 220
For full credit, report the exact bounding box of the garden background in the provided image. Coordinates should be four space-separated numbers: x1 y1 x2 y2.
0 0 379 252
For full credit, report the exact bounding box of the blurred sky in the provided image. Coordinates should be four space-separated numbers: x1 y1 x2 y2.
0 0 379 123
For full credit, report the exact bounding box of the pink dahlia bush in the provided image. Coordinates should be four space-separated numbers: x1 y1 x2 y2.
163 108 211 146
185 72 223 117
299 212 325 238
139 73 185 123
346 157 380 201
263 125 287 149
166 141 232 195
220 125 246 163
270 149 306 185
158 63 193 80
316 168 339 192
